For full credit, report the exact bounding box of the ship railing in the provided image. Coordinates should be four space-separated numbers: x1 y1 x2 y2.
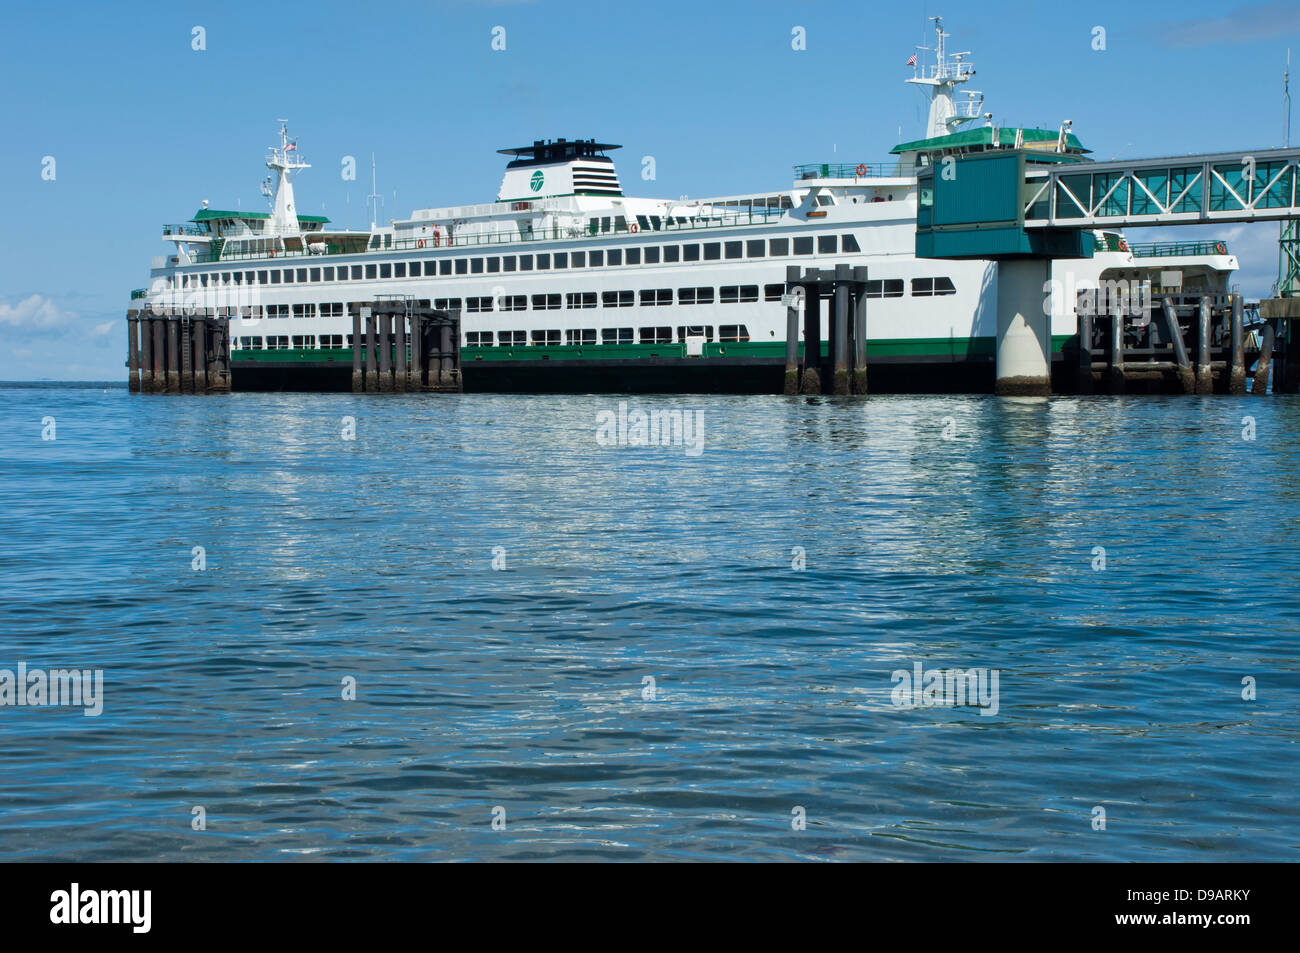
176 207 788 264
380 211 785 251
793 162 903 180
162 223 207 237
1126 240 1231 258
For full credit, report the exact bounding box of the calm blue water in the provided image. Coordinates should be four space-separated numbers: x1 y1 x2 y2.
1 382 1297 861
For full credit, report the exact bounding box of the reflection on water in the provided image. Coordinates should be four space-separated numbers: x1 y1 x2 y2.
0 384 1297 860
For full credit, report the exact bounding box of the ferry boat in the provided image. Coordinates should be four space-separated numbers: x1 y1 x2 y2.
132 19 1240 393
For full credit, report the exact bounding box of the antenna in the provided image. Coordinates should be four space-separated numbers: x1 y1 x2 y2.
366 153 382 228
1285 49 1292 148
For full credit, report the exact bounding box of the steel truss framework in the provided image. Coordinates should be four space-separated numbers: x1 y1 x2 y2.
1021 148 1300 228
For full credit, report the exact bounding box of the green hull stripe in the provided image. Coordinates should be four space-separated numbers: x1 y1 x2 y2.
231 335 1075 364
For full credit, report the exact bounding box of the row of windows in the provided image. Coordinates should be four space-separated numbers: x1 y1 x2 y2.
238 335 347 350
238 275 954 320
174 234 865 288
238 324 752 351
433 277 953 313
465 325 752 347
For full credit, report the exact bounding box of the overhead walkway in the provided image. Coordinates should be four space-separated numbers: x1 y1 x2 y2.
914 147 1300 394
1021 147 1300 229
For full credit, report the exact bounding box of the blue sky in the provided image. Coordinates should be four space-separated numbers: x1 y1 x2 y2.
1 0 1297 379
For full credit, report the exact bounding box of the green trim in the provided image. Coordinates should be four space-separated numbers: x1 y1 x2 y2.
190 209 331 224
192 209 269 221
233 348 354 363
892 127 1088 155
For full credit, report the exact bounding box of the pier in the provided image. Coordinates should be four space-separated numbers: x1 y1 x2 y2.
782 265 870 396
128 300 461 394
126 309 231 394
1072 291 1255 394
350 299 462 394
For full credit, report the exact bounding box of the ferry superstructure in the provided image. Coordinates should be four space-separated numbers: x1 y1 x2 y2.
132 20 1240 392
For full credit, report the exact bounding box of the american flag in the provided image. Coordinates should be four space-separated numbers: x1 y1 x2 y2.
906 53 917 67
286 140 297 152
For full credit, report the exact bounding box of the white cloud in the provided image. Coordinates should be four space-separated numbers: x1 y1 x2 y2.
90 320 117 339
0 294 77 332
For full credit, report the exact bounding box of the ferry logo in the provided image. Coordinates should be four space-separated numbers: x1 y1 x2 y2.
530 170 544 192
595 401 704 456
891 662 999 716
49 883 151 933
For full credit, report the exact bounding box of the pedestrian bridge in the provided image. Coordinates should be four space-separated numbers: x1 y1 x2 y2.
916 147 1300 260
1022 147 1300 229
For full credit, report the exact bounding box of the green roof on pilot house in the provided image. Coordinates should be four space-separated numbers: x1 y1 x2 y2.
190 209 330 224
891 127 1088 155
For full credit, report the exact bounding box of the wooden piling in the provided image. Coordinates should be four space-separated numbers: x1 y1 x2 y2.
1076 306 1094 394
800 278 821 395
139 313 153 392
1229 295 1247 395
127 311 141 393
1253 324 1274 395
192 317 207 394
151 316 166 393
1195 297 1213 394
438 319 453 389
852 265 868 395
1107 311 1125 394
428 310 443 390
351 308 363 393
395 308 408 393
1161 298 1195 394
165 318 181 393
783 302 801 395
832 264 850 395
409 311 423 391
207 318 231 392
378 311 394 393
783 266 800 395
363 308 378 393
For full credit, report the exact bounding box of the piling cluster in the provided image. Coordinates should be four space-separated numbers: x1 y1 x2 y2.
783 264 870 396
351 301 462 393
126 309 231 394
1074 292 1279 395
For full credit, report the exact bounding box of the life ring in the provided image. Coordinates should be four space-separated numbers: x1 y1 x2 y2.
630 223 639 233
856 163 867 177
417 239 426 249
268 249 275 258
1216 242 1227 254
